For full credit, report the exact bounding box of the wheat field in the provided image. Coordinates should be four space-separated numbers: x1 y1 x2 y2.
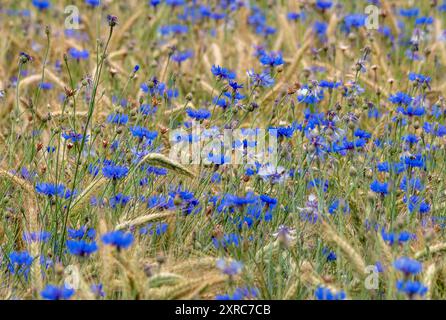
0 0 445 301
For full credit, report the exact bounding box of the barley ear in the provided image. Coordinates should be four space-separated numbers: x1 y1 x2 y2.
135 153 195 178
321 220 367 277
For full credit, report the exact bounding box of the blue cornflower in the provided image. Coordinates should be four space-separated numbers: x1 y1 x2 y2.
400 8 419 17
379 26 395 41
314 286 346 300
23 231 51 243
210 12 226 20
129 126 158 140
211 65 236 80
68 226 96 240
247 69 275 87
41 285 75 300
370 180 389 195
216 259 243 276
139 222 168 236
381 229 415 245
62 131 87 143
328 198 350 214
112 97 128 107
316 0 333 10
354 128 372 139
166 0 185 6
8 251 33 278
166 88 179 100
139 104 157 116
343 14 366 33
109 193 131 208
400 176 423 192
212 233 240 249
228 81 243 93
211 172 221 183
308 178 329 192
223 90 245 100
333 137 367 153
159 24 188 36
213 96 231 109
376 161 406 174
218 193 257 211
91 284 105 297
46 146 56 153
68 48 89 60
396 105 425 117
313 21 328 39
401 154 425 168
319 80 341 89
287 12 305 21
66 240 98 257
260 194 277 207
423 122 446 137
322 247 337 262
394 257 422 276
406 195 430 214
415 16 434 25
247 6 276 36
257 164 287 184
297 86 324 105
15 166 36 182
102 231 134 250
259 51 284 67
102 165 129 180
398 231 416 244
147 166 168 176
405 49 422 61
402 134 419 145
409 72 431 85
35 183 65 197
396 280 427 298
153 222 169 235
172 50 193 64
39 82 53 90
107 113 129 125
85 0 100 6
88 163 99 177
186 108 211 121
32 0 50 10
271 125 295 138
389 92 412 105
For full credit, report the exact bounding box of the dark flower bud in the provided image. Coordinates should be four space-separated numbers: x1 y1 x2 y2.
19 52 32 64
107 15 118 27
156 254 166 265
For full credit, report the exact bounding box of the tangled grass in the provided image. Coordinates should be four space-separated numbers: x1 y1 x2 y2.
0 0 446 300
